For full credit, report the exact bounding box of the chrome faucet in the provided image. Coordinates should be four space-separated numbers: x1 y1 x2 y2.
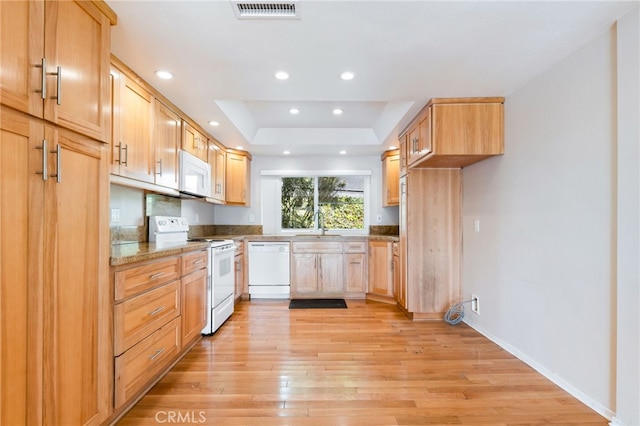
313 210 326 235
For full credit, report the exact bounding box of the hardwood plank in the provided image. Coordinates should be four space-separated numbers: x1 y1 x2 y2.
117 300 607 425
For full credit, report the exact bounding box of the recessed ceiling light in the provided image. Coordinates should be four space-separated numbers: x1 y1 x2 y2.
340 71 355 80
208 120 220 126
155 70 173 80
289 108 300 114
283 150 291 155
339 150 347 155
333 108 343 115
275 71 289 80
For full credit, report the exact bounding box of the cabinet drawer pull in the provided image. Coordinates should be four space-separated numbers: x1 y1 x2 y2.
148 306 165 316
148 347 165 360
193 259 203 265
149 272 164 279
50 144 61 183
36 139 48 180
36 58 47 99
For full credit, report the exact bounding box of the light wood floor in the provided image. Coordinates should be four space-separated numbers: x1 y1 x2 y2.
118 300 607 425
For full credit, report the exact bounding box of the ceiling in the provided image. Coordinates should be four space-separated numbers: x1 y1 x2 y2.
108 0 637 157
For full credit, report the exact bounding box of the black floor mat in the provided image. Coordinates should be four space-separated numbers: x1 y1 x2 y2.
288 299 347 309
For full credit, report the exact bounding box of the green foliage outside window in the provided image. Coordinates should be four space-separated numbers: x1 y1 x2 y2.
281 176 364 231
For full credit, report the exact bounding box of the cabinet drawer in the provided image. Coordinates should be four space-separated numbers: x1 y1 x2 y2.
114 317 181 408
114 281 181 355
292 241 343 254
115 257 180 301
181 249 208 276
344 241 367 253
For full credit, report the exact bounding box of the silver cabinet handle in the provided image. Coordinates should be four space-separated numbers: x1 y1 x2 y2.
148 306 165 316
36 139 48 181
36 58 47 100
122 144 128 166
193 259 203 265
50 144 61 183
156 158 163 176
48 66 61 105
149 272 164 279
148 347 165 360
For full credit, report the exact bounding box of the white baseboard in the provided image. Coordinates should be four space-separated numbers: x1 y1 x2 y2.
462 319 616 422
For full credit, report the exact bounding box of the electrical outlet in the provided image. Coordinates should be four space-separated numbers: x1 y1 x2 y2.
376 214 382 223
471 294 480 315
249 214 255 223
195 214 200 224
474 219 480 233
110 208 120 223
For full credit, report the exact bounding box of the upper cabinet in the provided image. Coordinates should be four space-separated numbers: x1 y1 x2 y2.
153 101 181 190
207 140 226 204
401 97 504 169
182 121 209 163
0 0 115 142
110 64 154 183
225 150 252 206
381 149 400 206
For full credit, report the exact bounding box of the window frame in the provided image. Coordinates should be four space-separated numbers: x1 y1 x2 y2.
262 170 371 236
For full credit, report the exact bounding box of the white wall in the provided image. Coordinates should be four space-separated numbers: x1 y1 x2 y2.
614 7 640 426
214 155 400 230
462 23 621 419
109 184 145 226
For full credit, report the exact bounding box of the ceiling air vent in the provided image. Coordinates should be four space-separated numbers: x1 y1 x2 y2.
231 1 301 19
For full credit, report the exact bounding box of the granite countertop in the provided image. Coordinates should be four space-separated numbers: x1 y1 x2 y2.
110 241 210 266
111 235 399 266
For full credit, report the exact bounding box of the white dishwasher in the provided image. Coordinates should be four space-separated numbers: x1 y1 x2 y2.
248 242 291 298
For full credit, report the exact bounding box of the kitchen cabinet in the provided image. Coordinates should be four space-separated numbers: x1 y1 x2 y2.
401 97 504 169
112 248 208 412
399 134 408 177
180 250 208 351
381 149 400 206
344 241 367 294
399 169 461 319
225 149 252 206
291 242 344 296
182 121 209 162
368 241 394 300
0 0 114 142
153 101 181 190
110 64 154 183
207 140 226 204
1 106 112 425
392 242 403 307
234 240 246 300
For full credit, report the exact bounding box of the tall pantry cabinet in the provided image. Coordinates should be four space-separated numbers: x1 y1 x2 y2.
0 1 116 425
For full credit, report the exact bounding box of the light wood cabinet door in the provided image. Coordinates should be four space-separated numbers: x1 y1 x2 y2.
392 250 403 308
43 0 111 142
381 150 399 206
208 141 226 203
368 241 393 297
182 122 208 162
234 253 245 300
292 253 318 293
345 253 366 293
226 151 250 205
399 134 408 177
0 108 45 426
154 101 181 190
0 0 45 118
1 0 112 142
40 125 111 425
111 68 154 183
181 268 207 348
318 253 343 293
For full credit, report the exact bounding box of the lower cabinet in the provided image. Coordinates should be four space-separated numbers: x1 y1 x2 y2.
392 242 404 307
291 240 367 298
234 240 245 301
111 248 208 412
368 240 394 301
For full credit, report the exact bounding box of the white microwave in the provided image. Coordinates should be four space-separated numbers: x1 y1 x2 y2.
179 151 211 198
